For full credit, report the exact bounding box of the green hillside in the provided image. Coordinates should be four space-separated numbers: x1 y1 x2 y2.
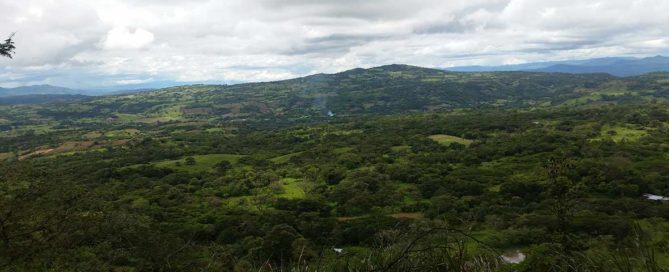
2 66 668 153
1 67 669 271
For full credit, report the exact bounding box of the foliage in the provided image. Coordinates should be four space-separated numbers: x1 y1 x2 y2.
0 33 15 59
1 68 669 270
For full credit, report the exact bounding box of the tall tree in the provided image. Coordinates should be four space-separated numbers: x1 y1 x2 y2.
0 33 16 59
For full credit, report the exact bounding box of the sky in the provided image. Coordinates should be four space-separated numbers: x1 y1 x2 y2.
1 0 669 90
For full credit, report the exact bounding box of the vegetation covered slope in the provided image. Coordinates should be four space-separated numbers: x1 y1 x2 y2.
2 103 669 271
1 65 668 152
1 66 669 271
3 65 667 126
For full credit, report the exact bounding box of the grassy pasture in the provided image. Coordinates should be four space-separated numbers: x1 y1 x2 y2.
278 178 306 199
391 145 411 152
0 152 13 160
332 147 354 154
595 124 648 142
153 154 245 173
337 212 424 222
106 129 141 138
428 134 473 146
205 128 225 133
82 131 103 139
270 152 303 164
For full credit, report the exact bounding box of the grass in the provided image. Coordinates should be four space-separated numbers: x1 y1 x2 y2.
114 113 142 122
332 147 354 154
594 124 648 142
428 134 473 146
135 117 178 124
270 152 303 164
278 178 306 199
82 131 103 139
221 195 253 208
329 130 363 136
397 183 422 206
106 129 141 138
488 184 501 192
637 219 669 267
160 105 184 119
205 128 225 133
53 141 95 153
391 145 411 152
0 152 13 160
336 212 424 222
562 93 605 106
388 212 424 220
6 124 55 136
154 154 245 173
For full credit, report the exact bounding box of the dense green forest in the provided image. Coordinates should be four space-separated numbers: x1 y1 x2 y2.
1 66 668 271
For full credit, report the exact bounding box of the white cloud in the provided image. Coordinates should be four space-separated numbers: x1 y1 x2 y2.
115 78 154 85
102 27 155 50
0 0 668 89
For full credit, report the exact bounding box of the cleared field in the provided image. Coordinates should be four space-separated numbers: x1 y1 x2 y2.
18 140 130 160
595 124 648 142
391 145 411 152
337 212 424 222
53 141 96 153
428 134 473 146
388 212 424 220
270 152 302 164
0 152 13 160
19 148 54 160
205 128 225 133
154 154 245 173
278 178 306 199
106 129 141 138
135 117 180 124
82 131 103 139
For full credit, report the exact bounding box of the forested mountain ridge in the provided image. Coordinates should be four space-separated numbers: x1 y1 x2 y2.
2 64 669 156
2 65 668 132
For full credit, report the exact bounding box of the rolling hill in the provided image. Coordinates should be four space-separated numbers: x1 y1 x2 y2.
2 64 669 271
1 65 668 134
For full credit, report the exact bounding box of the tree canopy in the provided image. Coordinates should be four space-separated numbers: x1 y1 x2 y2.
0 33 16 59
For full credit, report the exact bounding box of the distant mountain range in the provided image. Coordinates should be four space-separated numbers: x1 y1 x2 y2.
2 56 669 99
0 85 85 97
0 81 228 98
445 56 669 77
0 85 160 98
